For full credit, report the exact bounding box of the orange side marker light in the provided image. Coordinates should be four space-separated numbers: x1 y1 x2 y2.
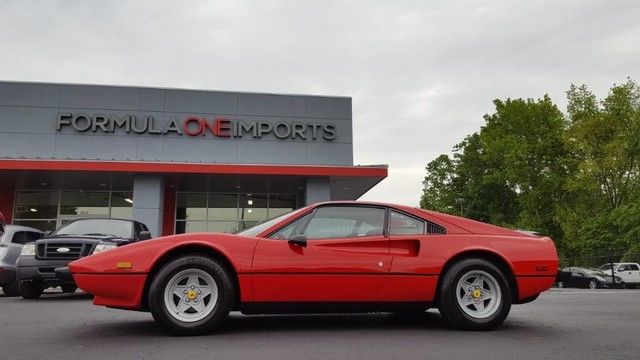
116 262 133 270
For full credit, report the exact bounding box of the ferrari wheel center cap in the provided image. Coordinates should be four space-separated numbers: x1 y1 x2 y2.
186 290 197 300
472 289 482 299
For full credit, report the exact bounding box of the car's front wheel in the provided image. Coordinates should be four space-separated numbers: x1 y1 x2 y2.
61 284 77 293
148 255 235 335
2 280 19 297
19 281 44 299
588 279 598 289
437 258 512 330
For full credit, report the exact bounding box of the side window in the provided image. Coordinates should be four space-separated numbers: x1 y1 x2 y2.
25 232 41 243
304 206 385 240
618 265 628 271
628 264 639 271
11 232 27 245
389 211 425 235
269 213 312 240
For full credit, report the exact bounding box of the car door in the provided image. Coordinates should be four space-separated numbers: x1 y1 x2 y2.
380 209 440 301
618 264 640 284
615 264 632 283
628 264 640 284
570 269 587 288
251 205 391 302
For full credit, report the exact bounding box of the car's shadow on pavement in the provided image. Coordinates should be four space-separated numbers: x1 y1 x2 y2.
72 310 543 338
23 292 93 301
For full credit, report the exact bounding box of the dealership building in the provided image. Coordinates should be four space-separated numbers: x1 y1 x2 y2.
0 81 387 237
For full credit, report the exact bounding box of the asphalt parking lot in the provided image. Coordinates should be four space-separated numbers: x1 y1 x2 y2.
1 288 639 360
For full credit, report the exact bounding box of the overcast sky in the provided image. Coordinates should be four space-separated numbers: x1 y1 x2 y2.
1 1 638 205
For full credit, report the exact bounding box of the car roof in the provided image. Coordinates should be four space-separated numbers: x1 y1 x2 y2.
2 224 43 233
306 201 525 236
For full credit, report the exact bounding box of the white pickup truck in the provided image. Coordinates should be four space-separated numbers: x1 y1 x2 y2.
598 263 640 288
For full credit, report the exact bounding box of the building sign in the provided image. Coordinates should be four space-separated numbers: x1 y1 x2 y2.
56 113 336 141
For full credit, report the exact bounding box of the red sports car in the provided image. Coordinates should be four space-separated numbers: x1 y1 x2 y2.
68 201 558 335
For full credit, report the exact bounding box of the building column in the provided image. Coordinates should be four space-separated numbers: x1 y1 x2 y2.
132 175 164 237
305 177 330 205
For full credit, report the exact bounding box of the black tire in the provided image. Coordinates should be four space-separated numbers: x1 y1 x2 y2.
2 280 20 297
61 284 77 293
557 281 564 288
148 255 235 335
588 280 598 289
19 281 44 299
437 258 512 330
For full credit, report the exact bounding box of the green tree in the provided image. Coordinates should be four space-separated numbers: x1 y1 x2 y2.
420 78 640 260
420 154 455 212
561 79 640 259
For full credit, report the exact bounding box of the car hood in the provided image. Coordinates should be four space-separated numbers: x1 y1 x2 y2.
70 232 258 275
36 235 132 245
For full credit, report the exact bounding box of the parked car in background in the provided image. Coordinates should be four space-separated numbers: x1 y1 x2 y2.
16 218 151 299
598 263 640 288
557 267 625 289
0 225 43 296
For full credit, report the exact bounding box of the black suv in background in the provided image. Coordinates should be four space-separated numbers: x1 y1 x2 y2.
16 218 151 299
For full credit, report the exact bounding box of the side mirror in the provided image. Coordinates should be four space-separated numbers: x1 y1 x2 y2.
43 230 52 238
139 231 152 240
288 235 307 248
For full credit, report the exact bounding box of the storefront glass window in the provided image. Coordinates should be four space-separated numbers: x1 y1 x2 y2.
60 191 109 216
175 191 297 234
13 190 133 232
14 191 58 220
176 193 207 220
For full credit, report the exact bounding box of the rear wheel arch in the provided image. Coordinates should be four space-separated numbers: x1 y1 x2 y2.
436 250 518 303
141 244 240 310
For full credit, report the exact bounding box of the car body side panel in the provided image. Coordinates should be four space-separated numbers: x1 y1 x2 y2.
376 275 437 301
389 234 558 278
250 236 391 301
250 275 389 302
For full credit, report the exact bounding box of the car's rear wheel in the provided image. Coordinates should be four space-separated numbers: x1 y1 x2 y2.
148 255 234 335
437 258 512 330
557 281 564 288
2 280 19 297
19 281 44 299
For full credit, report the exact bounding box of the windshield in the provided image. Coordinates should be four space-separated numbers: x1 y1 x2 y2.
598 264 616 271
584 269 604 275
237 209 304 237
53 219 134 239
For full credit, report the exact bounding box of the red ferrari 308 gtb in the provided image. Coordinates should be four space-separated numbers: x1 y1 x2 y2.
69 201 558 335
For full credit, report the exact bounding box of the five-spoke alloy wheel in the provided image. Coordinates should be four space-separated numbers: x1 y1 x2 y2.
438 258 512 330
148 255 234 335
163 269 219 323
455 270 502 319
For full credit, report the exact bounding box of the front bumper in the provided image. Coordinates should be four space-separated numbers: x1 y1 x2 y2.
73 273 147 309
16 256 76 288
